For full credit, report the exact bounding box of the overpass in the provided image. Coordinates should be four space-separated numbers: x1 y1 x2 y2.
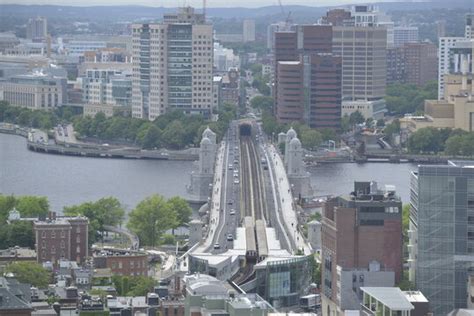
179 120 313 308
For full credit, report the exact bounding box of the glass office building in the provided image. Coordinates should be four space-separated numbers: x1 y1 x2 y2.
255 256 313 308
409 161 474 315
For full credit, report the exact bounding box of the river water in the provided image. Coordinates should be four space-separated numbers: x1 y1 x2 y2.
0 133 417 211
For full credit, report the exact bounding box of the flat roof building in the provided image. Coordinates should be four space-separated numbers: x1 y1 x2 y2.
409 161 474 314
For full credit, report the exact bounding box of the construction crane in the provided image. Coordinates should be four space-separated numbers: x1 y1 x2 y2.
203 0 206 19
277 0 292 26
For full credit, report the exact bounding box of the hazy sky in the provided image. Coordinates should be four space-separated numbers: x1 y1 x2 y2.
5 0 388 8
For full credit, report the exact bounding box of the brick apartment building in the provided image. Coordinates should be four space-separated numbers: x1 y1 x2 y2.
34 212 89 266
93 248 148 277
321 181 403 314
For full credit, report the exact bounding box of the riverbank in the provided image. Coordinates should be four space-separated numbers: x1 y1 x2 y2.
0 123 199 161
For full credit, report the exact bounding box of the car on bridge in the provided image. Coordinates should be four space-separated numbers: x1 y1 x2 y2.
227 234 234 241
214 243 220 249
234 179 240 185
229 209 236 215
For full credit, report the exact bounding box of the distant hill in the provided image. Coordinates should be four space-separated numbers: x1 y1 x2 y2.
0 0 471 21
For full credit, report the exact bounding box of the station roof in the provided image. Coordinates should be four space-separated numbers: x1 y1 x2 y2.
361 287 414 310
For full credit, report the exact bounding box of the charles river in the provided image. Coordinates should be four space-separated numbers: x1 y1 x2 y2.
0 133 417 212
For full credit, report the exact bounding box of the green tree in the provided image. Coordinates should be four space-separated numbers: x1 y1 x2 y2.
15 196 49 218
64 197 124 244
142 125 162 149
341 114 351 132
445 134 463 156
166 196 192 228
250 96 273 111
127 195 178 247
6 262 51 288
112 275 156 296
349 111 365 126
162 120 186 149
300 129 323 151
8 221 34 248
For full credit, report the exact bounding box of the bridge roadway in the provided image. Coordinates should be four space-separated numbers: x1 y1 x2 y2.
185 120 310 273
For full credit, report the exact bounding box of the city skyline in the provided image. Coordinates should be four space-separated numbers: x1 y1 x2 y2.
4 0 394 8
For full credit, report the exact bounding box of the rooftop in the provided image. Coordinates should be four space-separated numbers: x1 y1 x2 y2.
361 287 414 310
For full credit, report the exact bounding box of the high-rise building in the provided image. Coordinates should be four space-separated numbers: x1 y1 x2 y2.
386 46 406 85
274 31 298 65
333 26 386 100
26 16 47 41
393 26 419 47
274 25 337 126
438 37 465 100
436 20 446 38
466 14 474 39
321 181 403 316
243 19 256 42
220 68 240 107
350 5 394 48
275 61 304 123
82 69 132 107
298 25 333 54
267 22 293 51
438 15 474 100
409 161 474 315
131 7 213 120
320 9 352 27
307 54 342 129
404 42 438 87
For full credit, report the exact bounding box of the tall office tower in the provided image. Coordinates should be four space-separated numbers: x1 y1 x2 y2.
274 25 335 125
393 26 419 47
307 54 342 129
243 19 256 42
275 61 304 123
466 14 474 39
438 37 465 100
267 22 293 51
273 31 298 65
321 181 402 315
333 26 387 119
404 42 438 87
436 20 446 38
386 46 406 85
409 162 474 315
350 5 394 48
297 25 333 54
26 16 47 41
131 7 213 120
320 8 351 26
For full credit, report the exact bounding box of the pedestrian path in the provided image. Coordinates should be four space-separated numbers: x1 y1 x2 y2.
267 144 311 255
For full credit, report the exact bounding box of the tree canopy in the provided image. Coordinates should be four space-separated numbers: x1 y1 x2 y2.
112 275 156 296
5 262 51 288
385 81 437 115
166 196 192 229
64 197 125 245
250 96 273 111
127 195 178 247
407 127 471 154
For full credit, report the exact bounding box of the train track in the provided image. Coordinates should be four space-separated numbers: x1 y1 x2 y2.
238 134 269 284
